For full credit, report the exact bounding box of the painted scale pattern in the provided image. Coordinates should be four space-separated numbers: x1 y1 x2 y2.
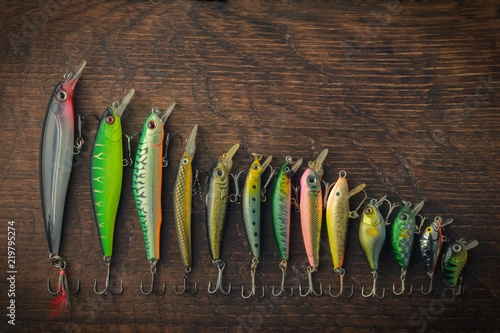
173 153 193 268
419 219 443 273
442 240 468 288
206 162 230 260
90 107 123 257
300 168 323 270
133 113 164 261
390 205 416 268
326 176 350 270
359 203 385 271
271 161 294 261
241 158 265 258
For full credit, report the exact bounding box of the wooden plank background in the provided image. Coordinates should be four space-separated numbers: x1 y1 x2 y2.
1 0 499 331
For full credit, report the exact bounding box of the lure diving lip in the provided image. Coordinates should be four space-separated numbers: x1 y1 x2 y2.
299 148 328 297
40 60 86 315
206 143 239 294
173 124 199 294
91 88 135 295
133 103 176 295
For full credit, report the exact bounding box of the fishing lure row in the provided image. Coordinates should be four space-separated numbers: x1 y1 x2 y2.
40 62 477 316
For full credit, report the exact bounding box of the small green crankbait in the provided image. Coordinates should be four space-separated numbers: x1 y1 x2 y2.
172 125 198 294
133 103 176 295
240 153 272 298
206 143 239 294
442 238 478 295
270 156 303 297
390 200 424 295
91 89 135 295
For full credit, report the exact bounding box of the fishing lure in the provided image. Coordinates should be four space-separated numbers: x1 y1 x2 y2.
40 61 85 313
325 170 366 297
91 89 135 295
390 200 425 295
359 195 395 298
419 216 453 294
299 149 328 297
442 238 478 295
270 156 303 296
206 143 240 294
133 103 176 295
240 153 272 298
172 124 199 294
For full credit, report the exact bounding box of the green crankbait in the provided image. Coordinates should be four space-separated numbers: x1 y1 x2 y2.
173 125 198 294
390 200 424 295
91 89 135 295
206 143 239 294
240 153 272 298
442 238 478 295
270 156 303 296
133 103 175 295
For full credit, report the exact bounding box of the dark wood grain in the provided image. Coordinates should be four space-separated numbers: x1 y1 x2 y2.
1 0 499 331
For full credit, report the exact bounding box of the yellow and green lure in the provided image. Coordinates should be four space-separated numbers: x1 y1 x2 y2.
206 143 239 294
133 103 175 295
325 170 365 297
90 89 135 295
442 238 478 295
240 153 272 298
172 124 198 294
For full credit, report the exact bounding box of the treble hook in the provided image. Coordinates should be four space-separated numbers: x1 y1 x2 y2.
393 267 413 295
208 260 231 294
174 267 198 295
361 270 385 298
452 274 464 296
229 171 245 203
242 258 265 298
140 259 166 295
299 266 323 297
421 272 434 295
123 133 140 167
329 268 354 297
94 257 123 295
272 261 294 296
47 255 80 295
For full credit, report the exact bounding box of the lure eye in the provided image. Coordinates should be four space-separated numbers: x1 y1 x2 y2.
307 176 316 186
284 166 291 173
56 90 68 102
105 116 115 124
215 169 224 178
252 164 259 171
400 213 409 221
335 192 340 197
181 158 189 165
365 207 373 214
426 227 433 233
147 121 157 130
452 244 462 253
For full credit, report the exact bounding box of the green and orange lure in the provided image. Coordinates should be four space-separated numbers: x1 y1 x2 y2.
442 238 478 295
90 89 135 295
133 103 176 295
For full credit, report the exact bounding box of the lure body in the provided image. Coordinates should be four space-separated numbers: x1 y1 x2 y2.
326 172 365 270
420 217 452 274
241 155 272 258
133 110 170 261
442 238 478 287
359 199 386 271
90 90 134 258
206 144 239 260
173 125 198 268
40 61 85 255
300 149 328 270
390 201 424 268
271 157 302 261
